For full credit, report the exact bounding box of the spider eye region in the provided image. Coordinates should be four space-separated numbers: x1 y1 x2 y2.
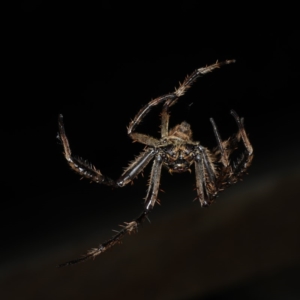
163 146 194 173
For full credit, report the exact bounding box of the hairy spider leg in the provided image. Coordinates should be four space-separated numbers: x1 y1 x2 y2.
230 110 253 155
144 154 163 210
210 117 230 168
128 60 236 144
194 150 208 206
58 154 163 267
58 114 156 187
229 110 254 180
210 110 253 188
58 114 114 186
161 101 171 138
194 145 218 206
57 209 149 266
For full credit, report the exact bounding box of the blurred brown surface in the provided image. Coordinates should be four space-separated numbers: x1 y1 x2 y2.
1 164 299 300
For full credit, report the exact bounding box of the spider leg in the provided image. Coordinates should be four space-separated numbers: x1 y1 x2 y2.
198 145 217 185
144 154 163 210
58 115 155 187
194 153 206 206
117 148 157 187
194 148 218 206
58 155 163 267
57 210 149 267
128 60 236 139
127 132 160 147
210 117 230 167
161 100 172 138
211 111 253 191
229 110 254 180
209 115 236 190
58 114 115 186
230 110 253 155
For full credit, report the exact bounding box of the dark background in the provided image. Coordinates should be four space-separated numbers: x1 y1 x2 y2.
3 3 299 300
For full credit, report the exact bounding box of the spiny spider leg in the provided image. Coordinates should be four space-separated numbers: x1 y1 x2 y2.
197 145 217 184
144 154 163 210
58 114 114 186
210 117 230 167
58 209 150 267
128 60 236 137
127 132 160 147
58 114 156 187
210 111 253 188
161 103 169 139
197 146 217 196
117 148 156 187
160 98 174 138
228 110 254 179
58 154 162 267
230 110 253 155
194 152 207 206
194 146 218 206
209 115 240 188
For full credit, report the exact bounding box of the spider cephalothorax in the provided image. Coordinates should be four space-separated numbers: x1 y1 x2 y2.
58 60 253 266
156 122 195 173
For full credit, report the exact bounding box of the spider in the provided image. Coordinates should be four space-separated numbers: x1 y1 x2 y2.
57 60 253 267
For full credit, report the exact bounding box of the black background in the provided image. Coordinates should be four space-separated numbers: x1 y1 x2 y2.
3 3 299 300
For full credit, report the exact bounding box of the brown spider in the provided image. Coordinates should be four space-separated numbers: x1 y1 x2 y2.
57 60 253 267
